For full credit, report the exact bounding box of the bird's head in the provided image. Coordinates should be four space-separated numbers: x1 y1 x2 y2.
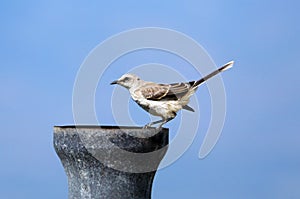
110 74 141 89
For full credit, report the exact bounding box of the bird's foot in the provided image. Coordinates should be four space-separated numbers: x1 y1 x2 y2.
155 126 163 132
156 123 166 131
143 123 152 129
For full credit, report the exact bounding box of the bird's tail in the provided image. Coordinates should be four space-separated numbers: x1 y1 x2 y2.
193 61 234 88
179 61 234 106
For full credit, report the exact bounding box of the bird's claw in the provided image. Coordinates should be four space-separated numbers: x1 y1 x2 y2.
155 126 163 132
143 124 151 129
143 122 164 131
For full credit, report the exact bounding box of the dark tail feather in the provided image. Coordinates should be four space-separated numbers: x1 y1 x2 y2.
182 105 195 112
194 61 234 87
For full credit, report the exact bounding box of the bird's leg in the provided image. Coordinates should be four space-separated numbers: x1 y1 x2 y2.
144 114 176 130
143 119 165 129
157 117 175 130
157 112 177 129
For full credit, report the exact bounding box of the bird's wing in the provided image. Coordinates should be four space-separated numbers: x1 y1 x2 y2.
138 81 195 101
167 81 195 96
137 83 170 100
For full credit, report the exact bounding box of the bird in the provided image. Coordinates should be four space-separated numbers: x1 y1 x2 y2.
111 61 234 129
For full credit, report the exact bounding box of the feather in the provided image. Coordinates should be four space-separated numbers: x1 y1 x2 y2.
182 105 195 112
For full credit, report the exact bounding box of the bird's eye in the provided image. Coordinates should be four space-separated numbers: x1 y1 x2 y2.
123 77 130 81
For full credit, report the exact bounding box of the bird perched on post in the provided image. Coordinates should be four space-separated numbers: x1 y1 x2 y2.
111 61 233 129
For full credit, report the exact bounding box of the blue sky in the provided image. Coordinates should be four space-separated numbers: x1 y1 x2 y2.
1 0 300 198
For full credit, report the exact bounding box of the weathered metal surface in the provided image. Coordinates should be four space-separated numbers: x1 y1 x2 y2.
54 126 169 199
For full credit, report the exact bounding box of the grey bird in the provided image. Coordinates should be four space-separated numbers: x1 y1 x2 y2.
111 61 234 129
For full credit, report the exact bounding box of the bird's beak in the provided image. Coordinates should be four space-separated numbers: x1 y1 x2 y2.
110 80 118 85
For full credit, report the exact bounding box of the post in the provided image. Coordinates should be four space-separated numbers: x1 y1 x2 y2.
53 126 169 199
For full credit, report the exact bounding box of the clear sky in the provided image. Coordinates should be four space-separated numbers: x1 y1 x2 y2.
1 1 300 198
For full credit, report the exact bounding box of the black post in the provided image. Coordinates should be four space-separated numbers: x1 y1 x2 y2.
54 126 169 199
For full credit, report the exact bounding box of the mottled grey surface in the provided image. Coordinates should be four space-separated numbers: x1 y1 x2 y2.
53 126 169 199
